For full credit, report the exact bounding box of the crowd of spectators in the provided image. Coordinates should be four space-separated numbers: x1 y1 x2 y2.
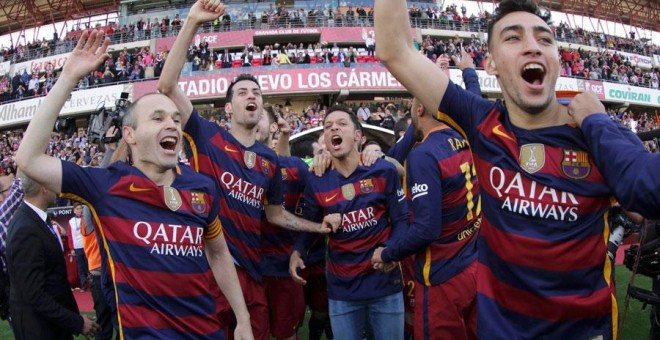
0 100 656 181
0 45 160 104
0 1 658 66
558 46 659 88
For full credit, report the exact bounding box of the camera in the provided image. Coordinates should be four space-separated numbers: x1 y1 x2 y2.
624 220 660 309
87 92 131 148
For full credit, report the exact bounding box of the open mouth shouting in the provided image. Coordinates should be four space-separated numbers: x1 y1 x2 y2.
246 102 258 112
159 136 178 154
330 135 343 151
521 62 546 90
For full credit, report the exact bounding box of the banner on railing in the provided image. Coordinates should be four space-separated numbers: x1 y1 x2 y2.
654 54 660 67
0 84 129 127
602 82 660 107
155 27 416 51
13 53 71 74
607 50 654 70
133 66 619 102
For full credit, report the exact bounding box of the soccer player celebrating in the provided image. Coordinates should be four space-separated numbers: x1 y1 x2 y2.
372 96 480 339
292 107 408 339
157 1 340 339
256 105 308 340
376 0 645 338
16 30 253 339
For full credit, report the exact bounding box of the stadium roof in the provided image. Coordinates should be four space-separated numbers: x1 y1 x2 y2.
0 0 119 37
536 0 659 34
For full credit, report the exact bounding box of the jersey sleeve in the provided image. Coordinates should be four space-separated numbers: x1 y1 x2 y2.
437 80 492 141
387 125 415 164
581 114 660 219
183 108 220 163
60 160 111 206
382 161 408 246
204 180 223 240
382 148 443 263
294 172 324 256
266 156 285 206
462 68 482 97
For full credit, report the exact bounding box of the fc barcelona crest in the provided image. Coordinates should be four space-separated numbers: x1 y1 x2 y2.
244 151 257 169
519 143 545 174
561 149 591 179
191 192 207 214
359 179 374 194
281 168 288 181
261 159 270 175
341 183 356 200
164 186 182 211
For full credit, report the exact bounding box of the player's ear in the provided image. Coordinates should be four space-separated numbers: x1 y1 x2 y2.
224 102 233 115
485 55 498 76
122 125 136 145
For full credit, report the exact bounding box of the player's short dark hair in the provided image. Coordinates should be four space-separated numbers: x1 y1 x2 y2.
487 0 552 49
291 140 315 159
326 105 362 133
226 74 260 103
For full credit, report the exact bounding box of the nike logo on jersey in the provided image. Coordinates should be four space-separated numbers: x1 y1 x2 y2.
224 145 239 153
492 124 515 141
325 193 338 203
129 183 152 192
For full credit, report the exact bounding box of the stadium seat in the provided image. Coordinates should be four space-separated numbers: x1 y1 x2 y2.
252 58 262 66
232 59 242 68
357 55 366 63
332 56 338 63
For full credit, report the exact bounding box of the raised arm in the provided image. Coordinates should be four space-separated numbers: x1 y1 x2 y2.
375 0 449 114
16 31 109 194
157 0 225 126
568 93 660 218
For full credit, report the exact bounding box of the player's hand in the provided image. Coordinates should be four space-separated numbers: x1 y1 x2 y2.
567 91 606 127
103 126 119 151
374 261 398 272
312 150 331 177
321 213 341 233
371 246 385 264
436 54 450 70
81 315 100 339
233 320 255 340
62 30 110 82
289 251 307 285
362 150 384 167
277 111 291 135
456 49 474 71
188 0 226 26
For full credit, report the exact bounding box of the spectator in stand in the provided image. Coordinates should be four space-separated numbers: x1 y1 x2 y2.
67 203 88 292
357 103 371 122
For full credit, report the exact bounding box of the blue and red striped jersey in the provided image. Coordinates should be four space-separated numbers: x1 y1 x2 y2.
297 160 407 301
437 82 642 339
382 126 479 286
261 156 309 277
185 109 284 282
581 114 660 219
60 161 225 339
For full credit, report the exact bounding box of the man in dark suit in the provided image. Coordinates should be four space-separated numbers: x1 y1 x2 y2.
217 48 233 68
6 174 98 340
